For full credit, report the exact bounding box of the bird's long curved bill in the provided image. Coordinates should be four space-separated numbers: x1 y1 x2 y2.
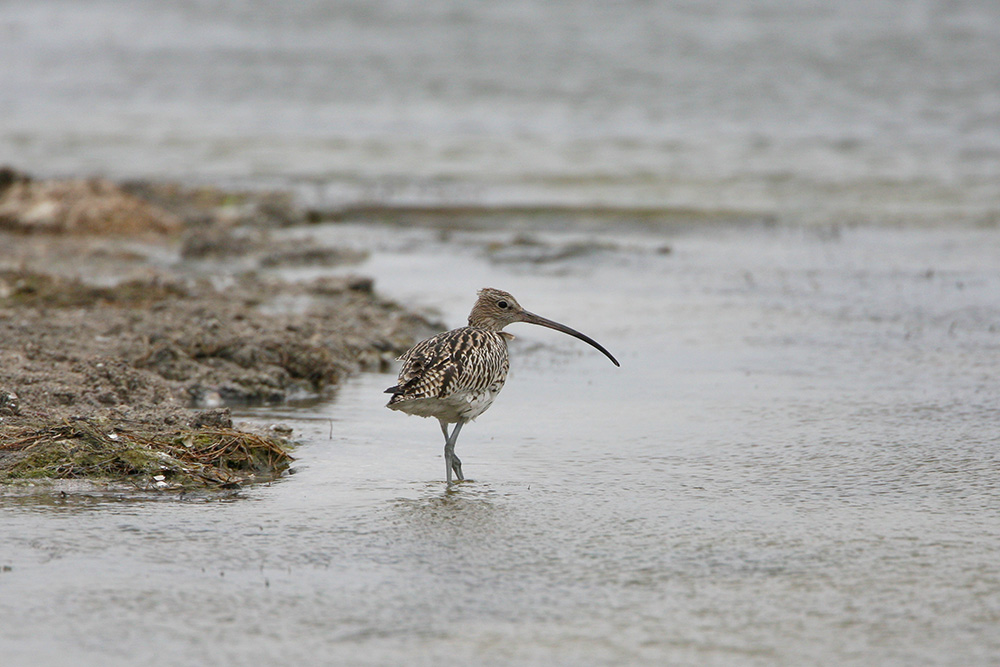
522 311 620 367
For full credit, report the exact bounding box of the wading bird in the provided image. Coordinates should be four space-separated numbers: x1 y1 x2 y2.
385 288 620 485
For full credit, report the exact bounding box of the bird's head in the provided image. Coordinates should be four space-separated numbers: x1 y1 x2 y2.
468 288 526 331
467 287 620 366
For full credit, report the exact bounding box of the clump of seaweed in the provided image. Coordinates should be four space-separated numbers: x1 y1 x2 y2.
0 417 293 490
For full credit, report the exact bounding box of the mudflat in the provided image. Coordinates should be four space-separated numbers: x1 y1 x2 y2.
0 168 433 489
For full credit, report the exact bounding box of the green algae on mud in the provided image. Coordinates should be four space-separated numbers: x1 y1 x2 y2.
0 416 293 490
317 202 773 232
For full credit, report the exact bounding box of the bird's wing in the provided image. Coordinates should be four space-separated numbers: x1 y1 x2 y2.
385 328 505 402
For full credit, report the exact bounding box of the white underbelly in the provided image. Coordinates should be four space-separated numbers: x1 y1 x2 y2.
389 381 504 423
459 386 500 421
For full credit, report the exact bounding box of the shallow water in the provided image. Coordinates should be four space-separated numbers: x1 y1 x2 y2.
3 223 1000 666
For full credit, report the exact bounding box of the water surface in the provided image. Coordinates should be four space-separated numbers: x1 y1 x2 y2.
3 223 999 666
2 0 999 223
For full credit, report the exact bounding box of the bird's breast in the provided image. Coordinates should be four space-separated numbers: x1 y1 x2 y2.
386 326 511 421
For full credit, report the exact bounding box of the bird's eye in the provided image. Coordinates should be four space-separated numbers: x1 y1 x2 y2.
497 300 508 309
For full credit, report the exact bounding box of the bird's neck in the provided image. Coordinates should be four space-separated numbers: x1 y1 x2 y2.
467 317 503 331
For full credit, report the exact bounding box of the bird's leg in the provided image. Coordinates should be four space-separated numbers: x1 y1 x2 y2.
439 419 466 485
440 420 454 485
449 421 465 482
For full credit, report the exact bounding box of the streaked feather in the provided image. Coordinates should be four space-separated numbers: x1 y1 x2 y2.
385 327 510 421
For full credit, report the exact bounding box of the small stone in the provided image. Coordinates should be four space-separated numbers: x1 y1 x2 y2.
0 390 20 416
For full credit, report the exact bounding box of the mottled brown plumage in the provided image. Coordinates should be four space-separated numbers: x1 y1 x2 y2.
385 288 619 485
385 327 512 423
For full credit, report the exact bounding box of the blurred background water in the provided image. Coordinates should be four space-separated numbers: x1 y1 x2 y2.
2 0 999 223
2 2 1000 666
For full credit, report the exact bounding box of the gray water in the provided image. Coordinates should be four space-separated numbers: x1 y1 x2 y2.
4 223 1000 666
3 1 1000 665
2 0 1000 223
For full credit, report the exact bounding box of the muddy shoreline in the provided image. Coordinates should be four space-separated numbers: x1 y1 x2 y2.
0 168 436 490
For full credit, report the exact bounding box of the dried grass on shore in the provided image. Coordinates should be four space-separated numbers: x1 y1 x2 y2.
0 417 293 490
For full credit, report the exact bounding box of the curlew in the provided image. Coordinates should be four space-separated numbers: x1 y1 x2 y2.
385 288 620 485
